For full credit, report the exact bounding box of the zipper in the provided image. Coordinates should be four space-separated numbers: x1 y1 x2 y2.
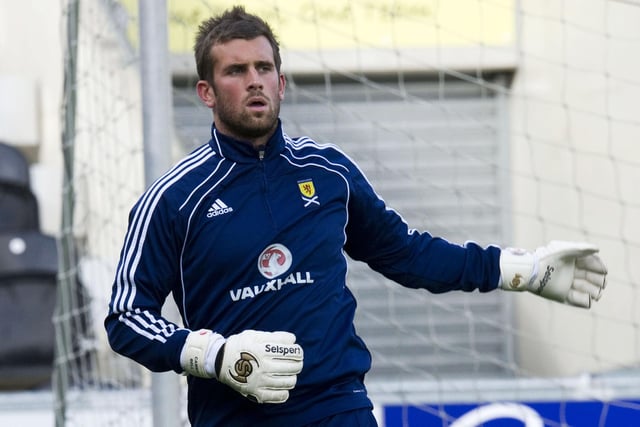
257 146 276 228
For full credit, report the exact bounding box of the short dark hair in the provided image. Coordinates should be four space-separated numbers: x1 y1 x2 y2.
194 6 282 83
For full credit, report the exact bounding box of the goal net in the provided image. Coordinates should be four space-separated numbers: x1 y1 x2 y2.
53 0 640 425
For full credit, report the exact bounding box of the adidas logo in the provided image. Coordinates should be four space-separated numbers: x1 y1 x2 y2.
207 198 234 218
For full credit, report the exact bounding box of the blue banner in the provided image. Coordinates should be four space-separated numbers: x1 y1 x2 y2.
384 399 640 426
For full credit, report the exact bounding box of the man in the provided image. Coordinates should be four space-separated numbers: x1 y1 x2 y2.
105 6 607 427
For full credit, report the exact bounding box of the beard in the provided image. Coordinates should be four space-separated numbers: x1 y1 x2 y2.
214 92 280 141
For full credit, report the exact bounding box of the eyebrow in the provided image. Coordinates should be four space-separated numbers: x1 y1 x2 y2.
221 59 274 72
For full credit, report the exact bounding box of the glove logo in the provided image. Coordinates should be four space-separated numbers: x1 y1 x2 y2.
258 243 293 278
537 265 555 293
510 273 523 289
230 352 258 384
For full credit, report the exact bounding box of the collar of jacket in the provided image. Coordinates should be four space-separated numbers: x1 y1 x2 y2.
209 119 285 164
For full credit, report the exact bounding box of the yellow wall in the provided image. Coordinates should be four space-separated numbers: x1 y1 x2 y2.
121 0 515 53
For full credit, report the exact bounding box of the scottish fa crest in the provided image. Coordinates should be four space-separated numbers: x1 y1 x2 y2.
297 179 320 207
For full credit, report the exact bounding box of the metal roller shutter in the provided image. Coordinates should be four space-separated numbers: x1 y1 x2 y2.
173 73 513 381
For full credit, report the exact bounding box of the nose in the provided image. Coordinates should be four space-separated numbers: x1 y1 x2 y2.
247 68 263 91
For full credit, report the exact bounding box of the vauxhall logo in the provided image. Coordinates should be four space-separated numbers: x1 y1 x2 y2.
229 243 314 301
229 272 315 301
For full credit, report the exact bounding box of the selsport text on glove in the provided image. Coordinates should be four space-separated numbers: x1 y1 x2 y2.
499 240 607 308
180 329 304 403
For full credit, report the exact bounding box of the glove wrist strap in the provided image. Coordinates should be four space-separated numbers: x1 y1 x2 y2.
181 329 225 378
500 248 537 291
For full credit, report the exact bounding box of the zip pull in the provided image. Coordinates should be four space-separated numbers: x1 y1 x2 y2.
257 144 266 160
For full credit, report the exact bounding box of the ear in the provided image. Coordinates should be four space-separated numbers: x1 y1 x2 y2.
278 73 286 101
196 80 216 108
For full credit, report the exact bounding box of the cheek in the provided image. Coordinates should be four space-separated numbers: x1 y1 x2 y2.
213 85 234 104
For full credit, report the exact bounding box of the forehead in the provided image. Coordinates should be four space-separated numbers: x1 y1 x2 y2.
210 36 275 68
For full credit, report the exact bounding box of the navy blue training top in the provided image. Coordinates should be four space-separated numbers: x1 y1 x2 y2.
105 120 501 426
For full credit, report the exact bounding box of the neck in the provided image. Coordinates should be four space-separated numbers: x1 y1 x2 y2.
214 121 279 151
248 132 274 150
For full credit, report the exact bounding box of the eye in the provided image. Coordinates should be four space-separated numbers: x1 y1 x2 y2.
227 65 244 75
257 63 274 73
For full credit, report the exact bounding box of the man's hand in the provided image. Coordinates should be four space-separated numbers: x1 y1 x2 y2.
180 329 303 404
216 330 303 403
500 241 607 308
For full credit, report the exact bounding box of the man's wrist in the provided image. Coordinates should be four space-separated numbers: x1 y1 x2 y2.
214 343 226 377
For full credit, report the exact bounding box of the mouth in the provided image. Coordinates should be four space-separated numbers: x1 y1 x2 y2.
246 96 268 110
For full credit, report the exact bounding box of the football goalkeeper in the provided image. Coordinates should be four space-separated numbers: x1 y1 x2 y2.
104 6 607 427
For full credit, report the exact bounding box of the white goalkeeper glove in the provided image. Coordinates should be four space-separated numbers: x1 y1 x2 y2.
180 329 304 404
499 241 607 308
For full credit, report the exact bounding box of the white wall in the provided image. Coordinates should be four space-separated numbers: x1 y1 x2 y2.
0 1 65 234
510 0 640 375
